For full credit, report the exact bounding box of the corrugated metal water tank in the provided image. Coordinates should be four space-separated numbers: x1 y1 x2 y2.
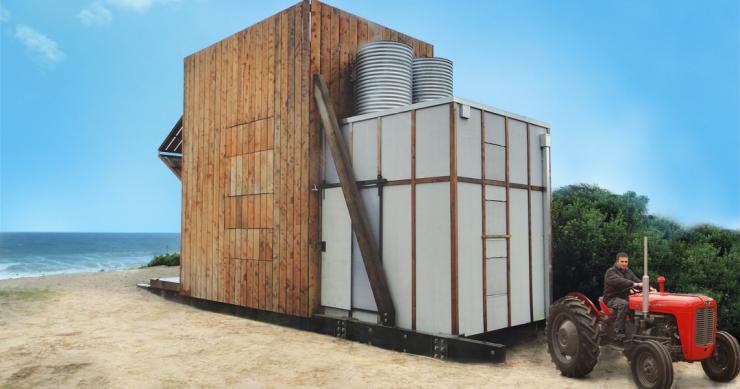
354 41 413 115
412 57 453 103
321 97 552 336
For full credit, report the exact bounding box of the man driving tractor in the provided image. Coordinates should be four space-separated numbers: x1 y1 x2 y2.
548 245 739 388
603 252 653 338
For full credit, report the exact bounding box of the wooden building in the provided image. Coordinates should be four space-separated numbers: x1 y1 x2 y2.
158 0 552 337
159 0 434 318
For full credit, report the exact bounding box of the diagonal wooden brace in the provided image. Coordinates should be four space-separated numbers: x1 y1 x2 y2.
313 74 396 326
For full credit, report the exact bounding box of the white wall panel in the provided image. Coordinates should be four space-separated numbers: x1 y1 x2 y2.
485 201 506 235
415 104 450 178
486 257 507 296
486 239 506 258
416 182 451 334
508 119 528 185
352 118 379 181
485 144 505 181
509 188 530 326
380 112 412 181
484 112 505 146
456 106 482 179
320 188 352 310
529 125 547 187
457 183 483 335
382 185 413 329
485 185 506 201
351 188 380 311
324 124 351 184
531 191 546 321
487 295 508 331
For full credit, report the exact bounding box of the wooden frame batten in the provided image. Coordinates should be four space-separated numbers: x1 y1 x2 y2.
411 109 417 330
504 116 511 327
526 122 534 322
449 102 459 335
480 109 488 332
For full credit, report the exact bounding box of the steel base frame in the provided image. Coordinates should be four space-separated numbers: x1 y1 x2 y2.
140 283 505 363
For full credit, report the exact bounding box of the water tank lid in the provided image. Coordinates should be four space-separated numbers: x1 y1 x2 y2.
357 40 413 52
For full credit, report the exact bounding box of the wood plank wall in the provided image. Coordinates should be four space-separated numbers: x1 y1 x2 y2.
181 0 433 318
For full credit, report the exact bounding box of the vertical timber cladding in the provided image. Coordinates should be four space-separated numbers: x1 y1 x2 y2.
181 11 280 311
181 3 303 315
181 0 434 318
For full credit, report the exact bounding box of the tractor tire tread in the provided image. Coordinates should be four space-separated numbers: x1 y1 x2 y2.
546 296 600 378
701 330 740 382
630 340 673 389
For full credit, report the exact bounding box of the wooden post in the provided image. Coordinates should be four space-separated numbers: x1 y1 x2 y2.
313 74 396 326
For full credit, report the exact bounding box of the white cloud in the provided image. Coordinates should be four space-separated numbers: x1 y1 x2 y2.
0 5 10 22
75 0 178 29
14 25 66 66
107 0 153 12
106 0 180 13
79 2 113 26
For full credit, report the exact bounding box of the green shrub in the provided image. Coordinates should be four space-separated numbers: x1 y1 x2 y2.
552 184 740 339
146 252 180 267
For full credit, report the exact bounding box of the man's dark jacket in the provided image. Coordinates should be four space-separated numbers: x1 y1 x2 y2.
603 265 641 300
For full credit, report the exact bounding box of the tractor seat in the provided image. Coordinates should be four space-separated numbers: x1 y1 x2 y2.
598 297 612 316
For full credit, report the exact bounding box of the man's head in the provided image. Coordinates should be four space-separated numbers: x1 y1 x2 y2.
615 252 629 270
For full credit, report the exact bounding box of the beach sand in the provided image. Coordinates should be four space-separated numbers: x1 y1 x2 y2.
0 267 727 388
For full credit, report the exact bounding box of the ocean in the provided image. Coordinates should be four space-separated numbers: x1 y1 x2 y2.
0 232 180 280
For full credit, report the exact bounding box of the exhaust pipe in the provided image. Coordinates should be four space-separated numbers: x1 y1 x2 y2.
642 236 649 316
540 133 552 314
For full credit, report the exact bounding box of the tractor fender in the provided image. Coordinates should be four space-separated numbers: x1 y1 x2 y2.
566 292 604 320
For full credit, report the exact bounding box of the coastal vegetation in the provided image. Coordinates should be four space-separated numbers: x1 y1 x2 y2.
146 252 180 267
552 184 740 338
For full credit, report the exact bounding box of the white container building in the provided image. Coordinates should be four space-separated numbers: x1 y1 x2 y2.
320 97 552 336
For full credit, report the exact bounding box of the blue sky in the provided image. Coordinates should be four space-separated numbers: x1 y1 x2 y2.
1 0 738 232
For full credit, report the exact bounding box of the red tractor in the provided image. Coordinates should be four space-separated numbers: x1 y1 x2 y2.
546 239 740 389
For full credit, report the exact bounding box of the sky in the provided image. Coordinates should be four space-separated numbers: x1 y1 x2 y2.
1 0 738 232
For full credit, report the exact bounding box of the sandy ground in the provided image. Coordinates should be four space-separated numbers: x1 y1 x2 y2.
0 267 734 389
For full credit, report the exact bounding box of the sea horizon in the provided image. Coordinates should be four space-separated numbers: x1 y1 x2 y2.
0 231 180 234
0 232 180 280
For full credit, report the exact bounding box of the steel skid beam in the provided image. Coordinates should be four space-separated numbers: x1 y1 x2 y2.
139 282 505 363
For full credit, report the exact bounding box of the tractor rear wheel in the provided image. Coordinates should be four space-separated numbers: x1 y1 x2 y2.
630 340 673 389
546 296 600 377
701 330 740 382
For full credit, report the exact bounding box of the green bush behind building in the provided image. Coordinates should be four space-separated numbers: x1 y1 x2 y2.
552 184 739 339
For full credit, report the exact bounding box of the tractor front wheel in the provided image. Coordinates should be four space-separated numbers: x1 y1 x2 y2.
546 296 600 377
701 330 740 382
630 340 673 389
